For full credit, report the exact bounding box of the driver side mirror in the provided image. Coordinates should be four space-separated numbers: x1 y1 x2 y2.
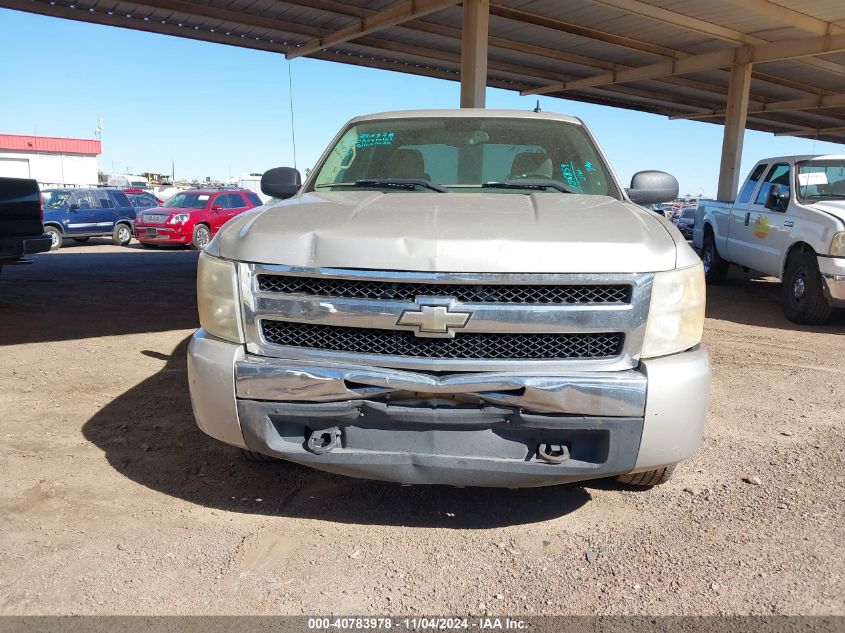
261 167 302 199
764 184 789 211
626 170 679 205
69 203 80 211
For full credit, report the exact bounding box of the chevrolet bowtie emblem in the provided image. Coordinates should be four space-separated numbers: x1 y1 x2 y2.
396 299 471 338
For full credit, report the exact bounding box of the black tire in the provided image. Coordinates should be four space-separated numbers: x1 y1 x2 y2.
701 233 728 284
112 223 132 246
782 251 834 325
191 224 211 250
72 237 90 243
44 226 63 250
616 465 676 487
240 448 278 463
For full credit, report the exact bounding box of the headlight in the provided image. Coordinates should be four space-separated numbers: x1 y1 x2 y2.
641 263 705 358
169 213 189 224
831 232 845 256
197 252 243 343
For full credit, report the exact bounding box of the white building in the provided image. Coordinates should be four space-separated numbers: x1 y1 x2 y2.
0 134 101 187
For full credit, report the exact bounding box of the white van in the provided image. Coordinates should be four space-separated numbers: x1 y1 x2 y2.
107 174 152 192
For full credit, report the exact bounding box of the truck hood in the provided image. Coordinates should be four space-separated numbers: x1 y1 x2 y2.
212 191 679 273
811 199 845 224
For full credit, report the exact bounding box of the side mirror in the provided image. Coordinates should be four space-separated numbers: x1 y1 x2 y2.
764 184 789 211
261 167 301 199
626 170 679 205
211 204 223 212
69 203 80 211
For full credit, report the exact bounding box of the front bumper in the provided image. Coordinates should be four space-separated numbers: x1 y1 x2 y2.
134 224 190 244
188 330 710 487
819 255 845 307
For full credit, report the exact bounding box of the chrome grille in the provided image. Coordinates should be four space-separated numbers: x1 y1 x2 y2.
260 320 624 360
143 213 168 223
256 275 631 304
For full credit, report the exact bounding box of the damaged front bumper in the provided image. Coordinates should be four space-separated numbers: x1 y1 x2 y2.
187 330 710 488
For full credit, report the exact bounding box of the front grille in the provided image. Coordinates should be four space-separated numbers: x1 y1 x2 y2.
143 214 168 223
260 320 623 360
256 275 630 304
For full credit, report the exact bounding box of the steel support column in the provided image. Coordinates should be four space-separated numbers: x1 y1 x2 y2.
460 0 489 108
717 62 752 201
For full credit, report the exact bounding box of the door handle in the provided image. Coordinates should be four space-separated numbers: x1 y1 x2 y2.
744 212 751 226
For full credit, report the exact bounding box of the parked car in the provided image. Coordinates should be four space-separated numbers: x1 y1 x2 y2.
188 109 710 489
0 177 51 273
123 188 164 206
674 206 696 239
694 154 845 324
107 174 152 193
133 188 261 249
126 192 161 209
41 187 136 249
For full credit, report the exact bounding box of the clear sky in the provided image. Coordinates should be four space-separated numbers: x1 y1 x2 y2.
2 8 843 197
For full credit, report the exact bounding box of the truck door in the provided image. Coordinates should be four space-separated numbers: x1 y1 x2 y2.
725 162 766 265
740 163 793 276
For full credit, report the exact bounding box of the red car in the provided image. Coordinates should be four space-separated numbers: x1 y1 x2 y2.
134 188 262 249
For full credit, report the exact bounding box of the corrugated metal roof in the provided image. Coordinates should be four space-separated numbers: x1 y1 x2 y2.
2 0 845 143
0 134 102 155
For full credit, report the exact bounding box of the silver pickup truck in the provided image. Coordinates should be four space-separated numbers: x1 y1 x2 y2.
694 155 845 324
187 109 710 488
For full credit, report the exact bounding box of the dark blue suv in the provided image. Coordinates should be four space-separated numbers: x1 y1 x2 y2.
41 187 136 250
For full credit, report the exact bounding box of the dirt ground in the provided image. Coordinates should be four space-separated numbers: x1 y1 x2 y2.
0 241 843 616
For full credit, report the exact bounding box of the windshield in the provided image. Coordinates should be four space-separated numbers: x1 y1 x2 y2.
163 193 210 209
681 208 696 219
796 159 845 202
311 116 619 197
41 190 71 209
130 180 149 188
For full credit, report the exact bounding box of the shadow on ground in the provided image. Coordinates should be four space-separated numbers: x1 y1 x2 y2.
0 247 199 345
704 269 845 331
82 336 592 528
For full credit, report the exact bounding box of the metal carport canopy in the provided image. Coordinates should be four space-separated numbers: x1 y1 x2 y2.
5 0 845 198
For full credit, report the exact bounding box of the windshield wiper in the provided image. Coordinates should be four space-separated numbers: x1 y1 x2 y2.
316 179 447 193
806 193 845 199
481 180 578 194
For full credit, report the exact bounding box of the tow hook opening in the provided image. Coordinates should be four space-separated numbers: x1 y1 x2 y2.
306 426 342 455
537 443 570 464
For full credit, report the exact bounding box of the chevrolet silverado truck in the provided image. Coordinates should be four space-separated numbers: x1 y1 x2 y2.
188 109 710 488
694 155 845 324
0 177 51 275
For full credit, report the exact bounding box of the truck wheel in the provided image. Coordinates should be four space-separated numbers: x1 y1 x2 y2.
72 237 90 243
240 449 278 463
616 465 676 487
701 234 728 284
45 226 62 250
112 223 132 246
191 224 211 250
782 251 833 325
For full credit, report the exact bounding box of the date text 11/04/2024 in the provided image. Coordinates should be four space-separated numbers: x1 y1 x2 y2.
307 617 528 630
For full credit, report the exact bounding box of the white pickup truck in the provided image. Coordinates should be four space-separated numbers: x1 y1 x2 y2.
188 109 710 488
694 155 845 324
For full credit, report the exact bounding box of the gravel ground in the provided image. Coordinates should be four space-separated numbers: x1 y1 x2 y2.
0 241 843 616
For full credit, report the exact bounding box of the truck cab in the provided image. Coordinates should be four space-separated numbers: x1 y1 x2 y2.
694 155 845 324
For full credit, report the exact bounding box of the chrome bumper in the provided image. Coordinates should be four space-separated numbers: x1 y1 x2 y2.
819 256 845 307
235 356 647 417
188 330 710 488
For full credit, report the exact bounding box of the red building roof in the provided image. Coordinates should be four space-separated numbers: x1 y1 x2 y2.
0 134 101 155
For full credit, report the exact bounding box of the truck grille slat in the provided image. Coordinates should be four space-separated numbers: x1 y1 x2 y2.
260 321 623 360
257 275 630 304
